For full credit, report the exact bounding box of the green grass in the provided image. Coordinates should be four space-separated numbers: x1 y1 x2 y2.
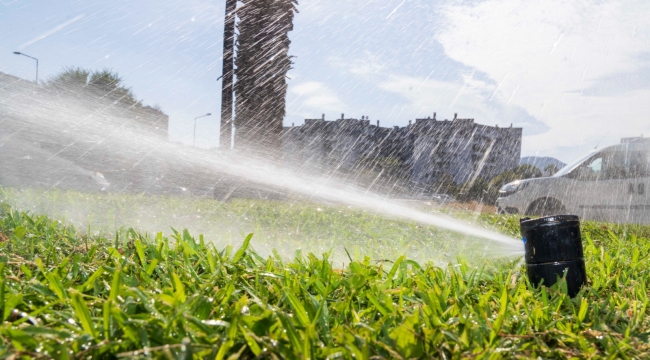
2 198 650 358
0 188 524 265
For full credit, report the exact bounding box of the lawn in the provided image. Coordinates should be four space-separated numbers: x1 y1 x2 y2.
1 191 650 358
0 188 523 265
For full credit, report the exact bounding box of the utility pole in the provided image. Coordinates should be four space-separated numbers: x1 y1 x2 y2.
193 113 212 147
219 0 236 150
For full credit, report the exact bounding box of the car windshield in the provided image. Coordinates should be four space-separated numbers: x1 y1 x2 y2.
553 150 600 177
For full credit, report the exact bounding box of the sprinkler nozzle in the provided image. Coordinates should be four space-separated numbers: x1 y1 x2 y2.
520 215 587 297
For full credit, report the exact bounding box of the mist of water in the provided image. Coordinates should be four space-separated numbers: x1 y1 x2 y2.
0 88 524 259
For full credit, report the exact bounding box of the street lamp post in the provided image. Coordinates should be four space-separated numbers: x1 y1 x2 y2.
220 0 237 150
193 113 212 147
13 52 38 84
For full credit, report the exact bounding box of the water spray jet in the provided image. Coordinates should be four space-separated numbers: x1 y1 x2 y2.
0 87 527 260
520 215 587 297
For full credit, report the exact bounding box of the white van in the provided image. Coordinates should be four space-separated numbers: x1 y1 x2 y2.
497 137 650 224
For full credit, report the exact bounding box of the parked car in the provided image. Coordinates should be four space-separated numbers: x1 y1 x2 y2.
497 137 650 224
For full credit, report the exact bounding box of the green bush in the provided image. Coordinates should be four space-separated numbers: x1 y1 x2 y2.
457 165 544 205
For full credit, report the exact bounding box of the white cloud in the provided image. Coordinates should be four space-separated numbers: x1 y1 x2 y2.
288 81 346 120
379 73 488 118
378 73 548 132
347 51 391 76
436 0 650 159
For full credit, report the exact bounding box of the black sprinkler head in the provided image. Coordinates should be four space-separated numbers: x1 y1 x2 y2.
520 215 587 297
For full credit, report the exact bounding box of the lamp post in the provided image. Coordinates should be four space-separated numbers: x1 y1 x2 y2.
220 0 237 150
193 113 212 147
13 52 38 84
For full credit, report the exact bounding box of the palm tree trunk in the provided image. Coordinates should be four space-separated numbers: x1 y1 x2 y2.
234 0 298 156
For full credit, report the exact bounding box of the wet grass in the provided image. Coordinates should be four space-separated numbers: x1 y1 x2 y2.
0 188 520 265
2 196 650 358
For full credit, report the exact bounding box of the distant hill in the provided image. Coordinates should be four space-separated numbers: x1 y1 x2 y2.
520 156 566 174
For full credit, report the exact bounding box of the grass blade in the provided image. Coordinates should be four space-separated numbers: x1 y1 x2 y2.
69 289 97 338
490 287 508 344
232 233 253 264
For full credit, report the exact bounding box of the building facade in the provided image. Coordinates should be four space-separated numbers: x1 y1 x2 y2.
283 113 522 190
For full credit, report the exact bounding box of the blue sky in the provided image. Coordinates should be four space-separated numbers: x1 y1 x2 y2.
1 0 649 163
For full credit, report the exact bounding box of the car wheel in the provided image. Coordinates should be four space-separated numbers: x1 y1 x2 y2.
526 198 566 216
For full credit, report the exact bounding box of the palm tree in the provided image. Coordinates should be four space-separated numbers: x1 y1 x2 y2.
234 0 299 155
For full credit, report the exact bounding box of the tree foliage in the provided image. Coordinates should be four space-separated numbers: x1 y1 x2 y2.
45 67 90 90
430 172 459 197
458 164 544 204
45 67 141 108
235 0 299 153
489 164 543 189
456 177 492 203
544 163 560 176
